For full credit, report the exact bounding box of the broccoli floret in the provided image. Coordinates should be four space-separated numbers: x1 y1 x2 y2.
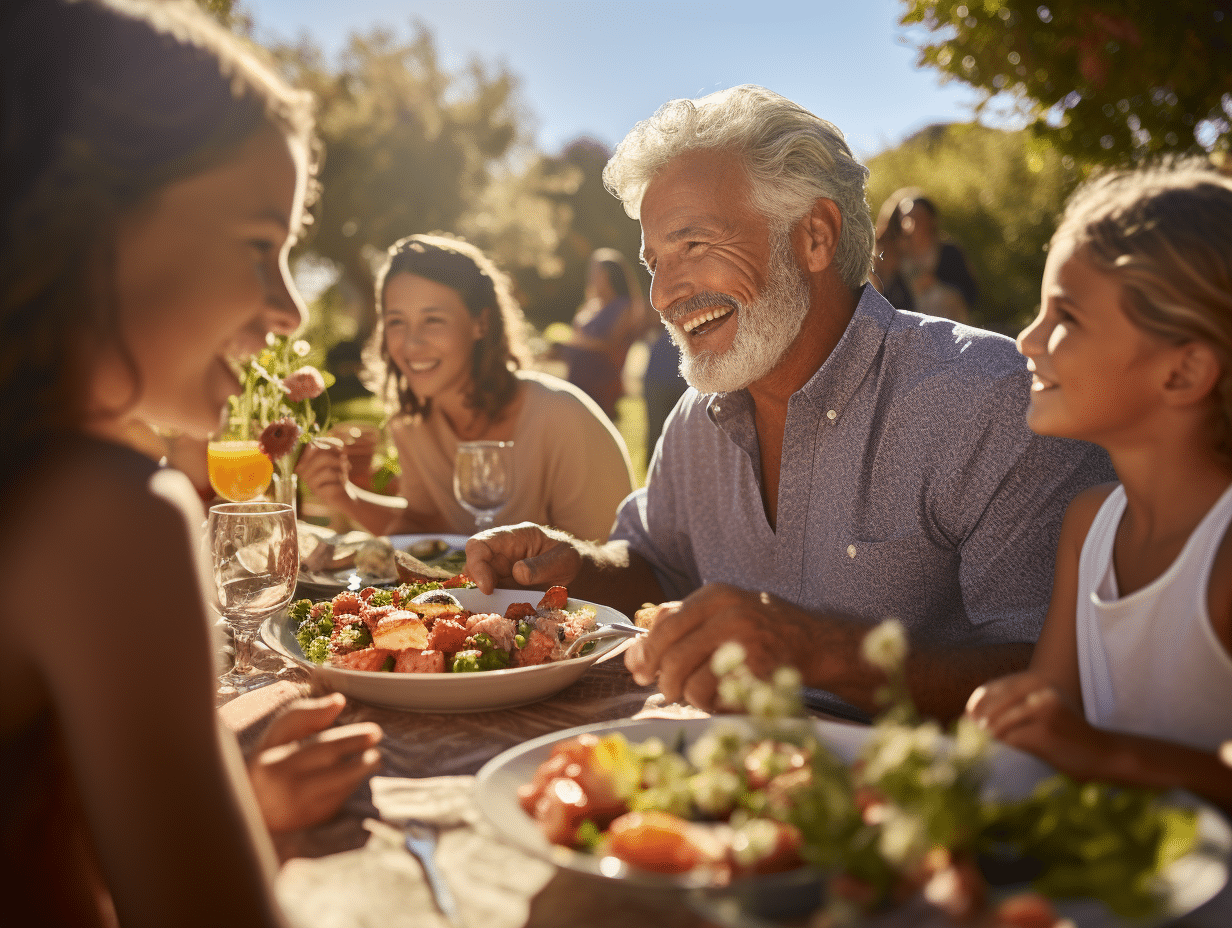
294 620 316 653
305 637 331 664
288 599 314 623
397 581 443 602
477 648 511 671
451 649 483 673
381 655 396 671
471 632 497 651
295 615 335 653
367 589 394 607
335 624 373 651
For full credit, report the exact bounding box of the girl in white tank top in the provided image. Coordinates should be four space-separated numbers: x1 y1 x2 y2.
965 161 1232 814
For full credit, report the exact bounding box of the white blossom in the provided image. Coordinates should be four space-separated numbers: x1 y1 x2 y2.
711 641 747 676
861 618 908 675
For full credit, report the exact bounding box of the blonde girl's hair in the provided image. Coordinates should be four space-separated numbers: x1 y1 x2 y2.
1054 158 1232 460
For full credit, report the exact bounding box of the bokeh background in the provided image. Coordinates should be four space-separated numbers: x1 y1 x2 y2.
201 0 1232 481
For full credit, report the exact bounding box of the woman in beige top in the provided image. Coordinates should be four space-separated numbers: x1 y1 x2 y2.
298 234 635 541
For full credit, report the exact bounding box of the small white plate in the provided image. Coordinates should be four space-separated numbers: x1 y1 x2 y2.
475 717 1232 926
260 587 630 712
297 533 470 594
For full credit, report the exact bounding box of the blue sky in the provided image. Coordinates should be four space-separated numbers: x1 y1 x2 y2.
241 0 1015 159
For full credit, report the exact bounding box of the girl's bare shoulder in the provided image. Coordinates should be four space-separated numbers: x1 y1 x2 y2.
1060 481 1120 546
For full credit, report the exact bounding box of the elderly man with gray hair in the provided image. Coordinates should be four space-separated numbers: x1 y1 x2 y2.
466 85 1112 722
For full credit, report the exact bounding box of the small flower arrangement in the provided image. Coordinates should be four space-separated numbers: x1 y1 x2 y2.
707 625 1197 925
223 334 333 499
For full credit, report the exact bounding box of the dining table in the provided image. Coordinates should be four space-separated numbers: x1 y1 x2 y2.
217 612 1232 928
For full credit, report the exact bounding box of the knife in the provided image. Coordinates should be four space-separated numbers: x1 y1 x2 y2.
403 819 460 924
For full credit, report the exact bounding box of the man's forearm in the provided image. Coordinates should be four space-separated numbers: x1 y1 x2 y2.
569 540 667 618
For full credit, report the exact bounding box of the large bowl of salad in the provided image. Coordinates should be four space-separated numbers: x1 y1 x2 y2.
260 586 631 712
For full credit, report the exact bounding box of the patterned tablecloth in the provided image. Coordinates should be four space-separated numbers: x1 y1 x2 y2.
219 637 722 928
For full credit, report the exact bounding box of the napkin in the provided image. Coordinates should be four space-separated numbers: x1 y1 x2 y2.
276 775 555 928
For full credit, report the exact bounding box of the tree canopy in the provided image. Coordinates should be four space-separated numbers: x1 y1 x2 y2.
900 1 1232 165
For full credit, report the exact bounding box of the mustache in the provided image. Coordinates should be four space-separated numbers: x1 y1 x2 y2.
661 291 741 326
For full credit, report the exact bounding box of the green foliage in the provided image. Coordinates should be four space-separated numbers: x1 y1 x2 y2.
273 25 547 338
505 139 648 328
865 123 1080 332
986 777 1199 918
900 1 1232 165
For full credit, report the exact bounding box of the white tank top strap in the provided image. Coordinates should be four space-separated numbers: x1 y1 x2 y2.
1075 486 1127 725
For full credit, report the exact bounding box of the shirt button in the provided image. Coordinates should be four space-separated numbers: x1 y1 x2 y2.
827 409 837 421
847 544 856 558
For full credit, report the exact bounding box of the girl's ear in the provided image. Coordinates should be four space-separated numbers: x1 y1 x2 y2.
797 198 843 274
1163 341 1222 407
473 307 489 341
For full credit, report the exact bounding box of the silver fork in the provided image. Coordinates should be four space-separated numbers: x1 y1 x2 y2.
403 819 460 924
563 621 646 659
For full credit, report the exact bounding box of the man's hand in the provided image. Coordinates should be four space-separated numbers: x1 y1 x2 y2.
966 671 1112 780
464 522 583 594
624 583 832 712
247 693 383 833
295 437 352 511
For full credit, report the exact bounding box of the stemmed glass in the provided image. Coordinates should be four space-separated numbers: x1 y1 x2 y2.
453 440 514 530
207 501 298 692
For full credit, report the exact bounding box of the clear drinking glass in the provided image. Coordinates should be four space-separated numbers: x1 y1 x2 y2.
453 440 514 530
207 501 298 692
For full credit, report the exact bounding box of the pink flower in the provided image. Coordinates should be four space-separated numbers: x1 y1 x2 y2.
259 417 302 461
282 366 326 402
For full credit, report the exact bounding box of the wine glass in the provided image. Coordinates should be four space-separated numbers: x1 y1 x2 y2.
453 440 514 530
207 501 298 692
207 439 273 502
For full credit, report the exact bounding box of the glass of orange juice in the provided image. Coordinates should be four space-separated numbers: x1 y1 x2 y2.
207 440 274 502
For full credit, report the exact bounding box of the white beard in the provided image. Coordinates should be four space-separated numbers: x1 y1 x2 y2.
668 229 811 395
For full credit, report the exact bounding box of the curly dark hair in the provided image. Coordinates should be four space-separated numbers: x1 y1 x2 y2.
367 233 531 422
0 0 316 492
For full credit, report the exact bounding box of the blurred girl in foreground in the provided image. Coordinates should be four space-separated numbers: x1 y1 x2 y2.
0 2 380 924
298 234 635 541
966 160 1232 812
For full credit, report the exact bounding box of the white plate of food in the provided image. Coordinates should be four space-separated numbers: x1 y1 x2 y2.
260 587 632 712
475 717 1232 927
296 531 469 594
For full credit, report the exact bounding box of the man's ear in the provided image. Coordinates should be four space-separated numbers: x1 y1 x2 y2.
1163 340 1222 407
798 198 843 274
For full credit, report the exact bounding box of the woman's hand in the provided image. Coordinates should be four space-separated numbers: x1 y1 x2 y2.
247 693 382 833
296 437 352 511
966 672 1113 780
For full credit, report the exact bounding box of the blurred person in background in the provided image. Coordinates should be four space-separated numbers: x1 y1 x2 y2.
641 318 688 467
554 247 648 418
297 234 635 541
874 189 978 325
